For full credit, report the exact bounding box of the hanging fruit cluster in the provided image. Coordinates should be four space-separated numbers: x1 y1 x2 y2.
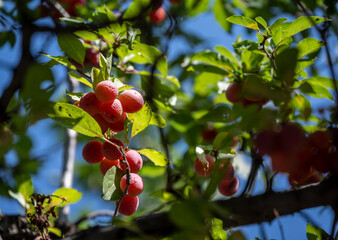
78 80 145 216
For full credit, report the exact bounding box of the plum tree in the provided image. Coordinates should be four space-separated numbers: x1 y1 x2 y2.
78 92 102 115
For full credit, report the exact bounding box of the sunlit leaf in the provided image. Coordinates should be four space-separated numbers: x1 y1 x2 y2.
138 149 169 166
51 188 82 207
226 15 259 31
296 37 325 59
68 72 92 88
129 102 152 137
47 102 103 137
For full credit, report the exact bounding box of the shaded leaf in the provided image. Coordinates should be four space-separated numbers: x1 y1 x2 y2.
57 34 85 64
306 223 330 240
149 112 166 128
199 104 236 123
102 166 124 201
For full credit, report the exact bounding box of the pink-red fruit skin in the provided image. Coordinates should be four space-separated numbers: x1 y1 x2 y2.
99 158 120 175
149 7 166 24
118 195 139 216
95 81 118 103
226 82 242 103
118 90 144 113
100 99 123 123
79 92 101 115
194 154 215 177
120 150 143 173
82 140 104 164
102 138 124 160
120 173 144 196
218 175 239 196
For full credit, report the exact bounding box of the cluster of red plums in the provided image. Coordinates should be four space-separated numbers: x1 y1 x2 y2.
225 82 269 109
78 80 145 215
194 155 240 196
255 123 337 187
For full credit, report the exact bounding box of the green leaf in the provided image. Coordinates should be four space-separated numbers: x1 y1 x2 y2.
306 223 330 240
129 102 152 137
213 132 235 150
185 0 209 17
68 71 92 88
66 91 84 102
41 53 77 70
48 228 62 237
91 67 104 90
122 0 151 20
275 48 298 86
199 104 236 123
255 16 268 30
132 42 168 76
213 0 232 32
296 37 325 59
74 30 98 41
0 31 16 47
57 34 85 64
51 188 82 207
18 178 34 203
102 166 123 201
99 53 109 80
149 112 166 128
299 77 334 100
292 94 312 120
47 102 103 137
279 16 330 45
232 40 261 53
210 218 227 240
191 51 233 72
194 72 222 96
226 15 260 31
138 149 169 166
214 46 238 64
8 190 27 209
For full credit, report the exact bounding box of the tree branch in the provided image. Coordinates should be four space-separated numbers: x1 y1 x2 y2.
61 175 338 240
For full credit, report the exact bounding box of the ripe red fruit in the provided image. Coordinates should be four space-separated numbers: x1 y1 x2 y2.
308 130 332 150
95 81 118 103
218 175 239 196
280 123 306 154
118 90 144 113
225 82 242 103
99 158 120 175
194 154 215 177
79 92 102 115
270 151 294 173
117 195 139 216
92 113 109 134
109 112 127 133
254 129 280 156
201 127 218 142
120 150 143 173
149 7 166 24
288 172 320 187
120 173 144 196
102 138 124 160
84 47 100 68
100 99 123 123
82 140 104 164
218 162 235 180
